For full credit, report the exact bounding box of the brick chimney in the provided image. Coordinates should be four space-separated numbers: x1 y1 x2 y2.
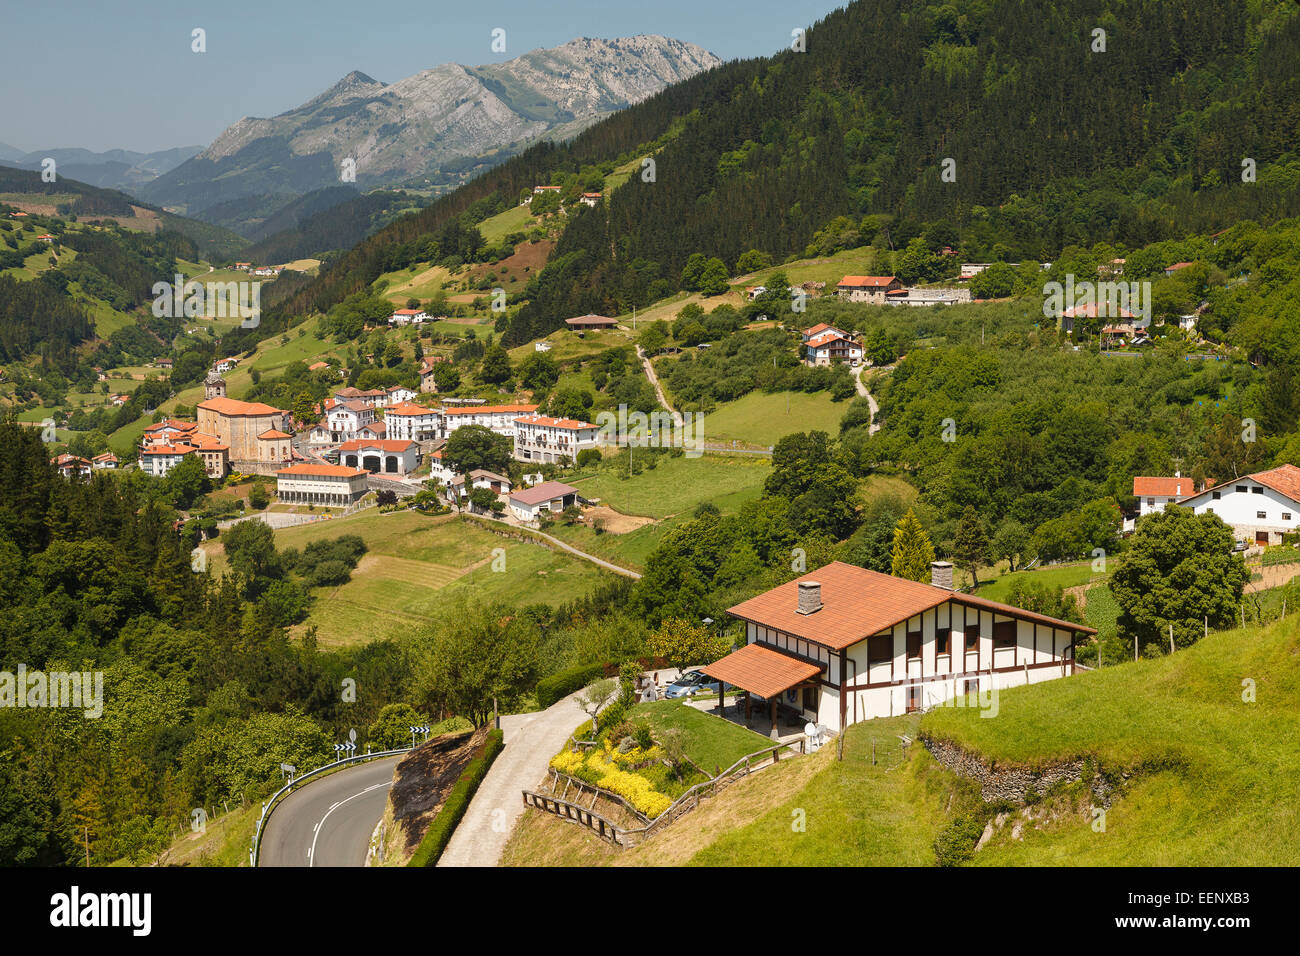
930 561 954 590
796 581 822 615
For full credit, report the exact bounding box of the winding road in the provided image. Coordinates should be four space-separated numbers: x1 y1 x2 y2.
259 756 403 867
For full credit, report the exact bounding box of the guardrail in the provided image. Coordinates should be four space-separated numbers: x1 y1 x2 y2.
249 746 413 866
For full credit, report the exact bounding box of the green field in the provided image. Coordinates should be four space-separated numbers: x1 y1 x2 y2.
477 203 541 244
227 510 617 648
629 700 775 775
974 561 1101 602
702 390 852 448
569 453 770 520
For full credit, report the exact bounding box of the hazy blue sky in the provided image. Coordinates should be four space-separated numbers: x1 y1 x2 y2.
2 0 842 153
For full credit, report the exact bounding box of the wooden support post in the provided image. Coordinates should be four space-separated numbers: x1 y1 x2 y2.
769 697 779 740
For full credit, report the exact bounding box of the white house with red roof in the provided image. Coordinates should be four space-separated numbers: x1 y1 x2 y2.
441 403 539 440
385 402 440 442
1172 464 1300 547
389 308 429 326
1133 474 1199 517
513 414 601 464
325 400 376 442
704 561 1094 735
803 325 863 365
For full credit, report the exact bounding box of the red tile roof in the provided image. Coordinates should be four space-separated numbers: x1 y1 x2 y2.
199 397 284 417
337 438 415 452
702 643 824 699
1229 464 1300 504
838 275 898 288
276 464 366 478
258 429 292 440
514 414 598 430
728 561 1094 651
564 314 618 326
1133 476 1196 497
444 403 538 416
385 402 435 416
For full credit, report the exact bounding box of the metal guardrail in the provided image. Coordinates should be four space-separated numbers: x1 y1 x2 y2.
249 747 413 867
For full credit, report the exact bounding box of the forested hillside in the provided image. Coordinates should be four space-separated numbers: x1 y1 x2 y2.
240 0 1300 355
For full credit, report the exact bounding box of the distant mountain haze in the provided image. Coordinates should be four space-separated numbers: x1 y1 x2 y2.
140 35 721 218
0 145 202 191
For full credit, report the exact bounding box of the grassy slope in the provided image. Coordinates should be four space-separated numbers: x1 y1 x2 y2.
505 618 1300 866
209 510 615 648
566 454 770 520
702 390 852 448
629 700 774 774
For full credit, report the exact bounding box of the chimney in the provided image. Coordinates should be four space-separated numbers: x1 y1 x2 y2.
796 581 822 615
930 561 954 590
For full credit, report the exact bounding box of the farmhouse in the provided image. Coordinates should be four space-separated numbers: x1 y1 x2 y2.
1133 475 1199 517
579 192 602 207
1173 463 1300 547
389 308 428 326
564 314 618 330
333 386 387 408
91 452 118 470
51 454 91 478
508 480 580 522
836 275 903 303
275 463 369 507
707 561 1093 735
337 438 418 476
513 414 601 464
803 326 863 365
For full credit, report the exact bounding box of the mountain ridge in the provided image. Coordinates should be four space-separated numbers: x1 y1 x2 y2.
141 35 720 219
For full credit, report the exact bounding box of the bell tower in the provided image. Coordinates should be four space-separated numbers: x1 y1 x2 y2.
204 368 227 401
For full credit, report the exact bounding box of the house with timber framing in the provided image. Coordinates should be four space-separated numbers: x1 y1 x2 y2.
704 560 1095 736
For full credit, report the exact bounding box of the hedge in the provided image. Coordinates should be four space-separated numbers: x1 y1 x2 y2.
536 663 606 708
407 728 505 867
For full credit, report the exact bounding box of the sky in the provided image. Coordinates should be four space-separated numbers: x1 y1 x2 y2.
1 0 842 154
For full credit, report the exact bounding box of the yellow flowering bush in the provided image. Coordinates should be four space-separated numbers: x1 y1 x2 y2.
548 740 675 819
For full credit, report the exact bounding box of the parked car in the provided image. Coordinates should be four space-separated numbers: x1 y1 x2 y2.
664 668 726 699
1233 540 1249 552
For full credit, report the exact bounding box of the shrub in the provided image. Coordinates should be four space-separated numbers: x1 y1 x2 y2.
536 662 605 707
933 815 986 867
408 729 504 866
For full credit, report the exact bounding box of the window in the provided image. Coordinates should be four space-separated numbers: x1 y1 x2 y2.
801 685 818 712
993 620 1017 649
906 628 922 660
1146 497 1155 506
1212 491 1221 500
1252 487 1264 494
1257 511 1267 520
964 628 978 652
1285 513 1293 521
867 635 893 666
935 627 952 657
1236 485 1248 493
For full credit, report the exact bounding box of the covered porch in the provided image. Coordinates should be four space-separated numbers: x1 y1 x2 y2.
701 643 826 742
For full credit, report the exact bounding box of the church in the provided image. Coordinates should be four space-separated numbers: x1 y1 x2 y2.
195 371 294 475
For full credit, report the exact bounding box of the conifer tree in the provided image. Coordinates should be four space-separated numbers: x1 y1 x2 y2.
890 508 934 582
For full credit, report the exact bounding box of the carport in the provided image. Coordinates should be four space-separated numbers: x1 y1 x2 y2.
702 643 824 740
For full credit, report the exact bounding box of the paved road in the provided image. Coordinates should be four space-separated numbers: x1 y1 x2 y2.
259 756 402 867
438 694 587 867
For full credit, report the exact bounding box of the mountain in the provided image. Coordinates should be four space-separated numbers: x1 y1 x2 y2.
140 35 720 221
0 145 202 191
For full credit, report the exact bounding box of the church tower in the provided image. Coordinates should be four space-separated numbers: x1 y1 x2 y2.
204 368 227 401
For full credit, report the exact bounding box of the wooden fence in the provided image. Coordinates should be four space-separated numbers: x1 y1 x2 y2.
522 738 804 848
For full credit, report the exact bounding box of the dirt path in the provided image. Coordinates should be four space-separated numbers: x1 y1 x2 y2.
855 365 885 435
437 694 587 867
637 345 683 428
